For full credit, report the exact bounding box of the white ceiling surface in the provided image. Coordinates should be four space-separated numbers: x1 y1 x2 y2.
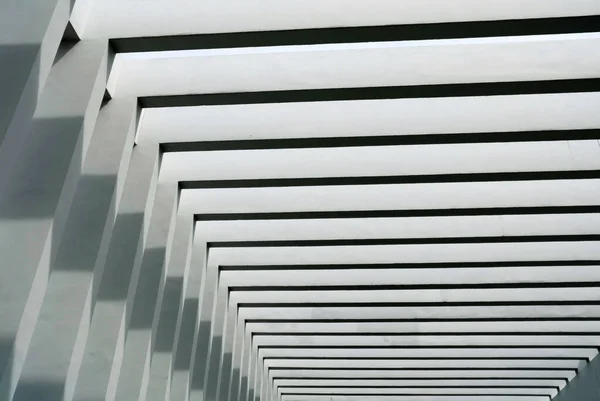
210 242 600 265
108 33 600 96
279 388 558 396
260 348 597 359
229 287 600 304
239 305 600 320
179 180 600 214
196 214 600 242
80 0 600 38
273 379 566 387
68 1 600 399
220 266 600 287
138 93 600 144
161 140 600 182
247 321 600 334
270 370 577 380
281 394 548 401
251 334 600 347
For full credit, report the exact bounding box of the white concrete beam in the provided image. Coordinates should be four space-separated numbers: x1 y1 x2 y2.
238 305 600 321
139 93 600 144
259 347 598 360
269 369 576 380
110 33 600 97
211 242 600 267
83 0 600 38
273 379 566 388
181 180 600 215
252 334 600 348
163 140 600 183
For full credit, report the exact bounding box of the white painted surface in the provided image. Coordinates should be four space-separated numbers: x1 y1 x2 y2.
162 140 600 182
269 369 577 379
138 93 600 144
109 33 600 96
239 305 600 321
273 378 566 387
180 179 600 214
266 358 579 369
229 287 600 304
196 214 600 242
83 0 600 38
252 334 600 347
277 387 557 396
221 266 600 287
210 242 600 266
247 321 600 334
279 394 547 401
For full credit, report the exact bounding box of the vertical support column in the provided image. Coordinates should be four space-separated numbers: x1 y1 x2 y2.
146 214 194 401
216 298 236 401
113 180 179 401
237 317 251 401
0 0 70 187
0 39 108 401
169 240 206 401
188 259 219 401
253 346 262 401
227 306 244 401
71 143 160 401
203 283 229 401
11 97 137 401
247 332 257 401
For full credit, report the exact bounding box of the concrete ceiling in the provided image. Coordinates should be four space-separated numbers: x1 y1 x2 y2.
58 1 600 400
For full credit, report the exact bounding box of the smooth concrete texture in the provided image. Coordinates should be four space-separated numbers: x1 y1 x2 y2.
82 0 600 38
169 241 206 401
11 97 137 401
145 213 194 401
113 181 178 401
2 2 600 401
0 0 70 188
71 143 159 401
161 140 600 181
138 93 600 144
0 39 108 401
109 33 600 97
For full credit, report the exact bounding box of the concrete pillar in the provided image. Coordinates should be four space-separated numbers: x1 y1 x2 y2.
553 356 600 401
227 307 244 401
0 39 108 401
169 241 206 401
146 214 194 401
215 301 236 401
113 181 179 401
237 320 251 401
10 97 137 401
202 283 229 401
0 0 70 187
188 259 219 401
71 143 160 401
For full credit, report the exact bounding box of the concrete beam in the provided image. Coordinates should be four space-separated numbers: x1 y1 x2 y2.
139 93 600 144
